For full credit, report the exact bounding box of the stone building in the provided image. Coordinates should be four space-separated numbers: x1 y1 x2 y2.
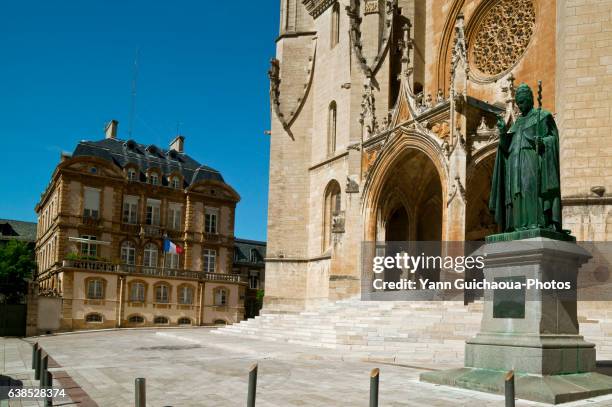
35 120 246 331
232 238 266 318
265 0 612 312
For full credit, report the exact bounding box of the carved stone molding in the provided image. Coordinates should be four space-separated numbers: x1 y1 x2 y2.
332 210 346 233
469 0 536 81
268 38 317 138
346 0 397 77
346 175 360 193
360 77 379 139
303 0 336 18
447 176 467 207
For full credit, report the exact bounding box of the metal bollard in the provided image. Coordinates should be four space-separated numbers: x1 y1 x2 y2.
505 370 515 407
34 347 43 380
135 378 146 407
247 363 258 407
40 355 49 388
370 368 380 407
31 342 39 370
45 371 53 407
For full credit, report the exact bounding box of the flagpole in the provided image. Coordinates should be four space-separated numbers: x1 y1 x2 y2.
162 233 167 275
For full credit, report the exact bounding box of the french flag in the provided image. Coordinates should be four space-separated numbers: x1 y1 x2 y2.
163 238 184 254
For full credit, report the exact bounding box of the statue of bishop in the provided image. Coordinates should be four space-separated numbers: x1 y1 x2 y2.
489 83 563 233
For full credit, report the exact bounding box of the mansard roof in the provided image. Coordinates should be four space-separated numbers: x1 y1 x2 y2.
72 137 225 186
0 219 37 243
233 238 266 266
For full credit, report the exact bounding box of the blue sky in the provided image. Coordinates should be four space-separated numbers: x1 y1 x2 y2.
0 1 278 241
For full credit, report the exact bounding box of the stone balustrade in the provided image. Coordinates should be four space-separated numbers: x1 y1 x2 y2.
62 259 243 283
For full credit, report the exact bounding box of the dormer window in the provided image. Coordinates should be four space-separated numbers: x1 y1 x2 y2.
149 173 159 186
171 177 181 189
250 249 258 263
127 168 137 182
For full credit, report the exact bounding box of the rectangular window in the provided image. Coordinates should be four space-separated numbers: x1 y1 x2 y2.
166 252 180 269
203 249 216 273
144 245 158 268
130 283 145 302
128 169 137 182
87 280 104 299
83 187 101 219
155 285 169 303
179 286 193 305
204 208 218 234
146 199 161 226
80 235 97 257
122 195 139 224
214 289 227 306
249 274 259 290
168 204 182 230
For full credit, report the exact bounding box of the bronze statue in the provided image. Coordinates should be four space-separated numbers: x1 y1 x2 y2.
489 83 563 233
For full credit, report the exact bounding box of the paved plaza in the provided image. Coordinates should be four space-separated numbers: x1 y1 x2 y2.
3 328 612 406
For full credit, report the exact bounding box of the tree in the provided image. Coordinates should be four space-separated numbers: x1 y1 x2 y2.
0 240 36 304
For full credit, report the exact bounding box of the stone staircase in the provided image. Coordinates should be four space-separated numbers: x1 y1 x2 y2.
215 298 612 365
214 298 484 364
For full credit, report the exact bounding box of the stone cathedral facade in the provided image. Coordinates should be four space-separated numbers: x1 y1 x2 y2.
265 0 612 312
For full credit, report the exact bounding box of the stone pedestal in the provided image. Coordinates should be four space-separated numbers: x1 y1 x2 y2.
421 235 612 404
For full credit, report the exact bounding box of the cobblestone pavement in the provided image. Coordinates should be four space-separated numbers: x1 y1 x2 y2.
3 328 612 406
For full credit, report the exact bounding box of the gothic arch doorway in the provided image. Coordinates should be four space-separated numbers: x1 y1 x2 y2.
375 148 443 243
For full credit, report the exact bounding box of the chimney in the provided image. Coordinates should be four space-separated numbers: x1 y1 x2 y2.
170 135 184 153
105 120 118 139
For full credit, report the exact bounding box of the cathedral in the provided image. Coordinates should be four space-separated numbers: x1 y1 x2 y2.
265 0 612 312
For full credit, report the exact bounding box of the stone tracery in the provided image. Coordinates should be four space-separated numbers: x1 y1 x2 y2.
471 0 536 77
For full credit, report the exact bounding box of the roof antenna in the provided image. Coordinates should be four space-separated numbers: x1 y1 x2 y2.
129 48 140 137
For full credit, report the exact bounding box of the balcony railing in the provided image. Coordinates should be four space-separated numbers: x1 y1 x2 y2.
120 223 140 234
203 232 221 243
63 259 118 272
62 259 243 283
80 215 101 227
166 228 183 239
143 225 163 237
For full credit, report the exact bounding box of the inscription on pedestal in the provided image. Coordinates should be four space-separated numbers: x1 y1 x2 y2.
493 276 525 318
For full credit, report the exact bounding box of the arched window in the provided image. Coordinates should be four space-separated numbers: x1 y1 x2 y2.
121 241 136 265
178 317 192 325
178 285 194 305
85 313 103 323
154 316 169 325
128 315 145 324
331 2 340 48
155 283 170 303
171 176 181 189
327 101 337 156
144 243 158 268
323 180 341 252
